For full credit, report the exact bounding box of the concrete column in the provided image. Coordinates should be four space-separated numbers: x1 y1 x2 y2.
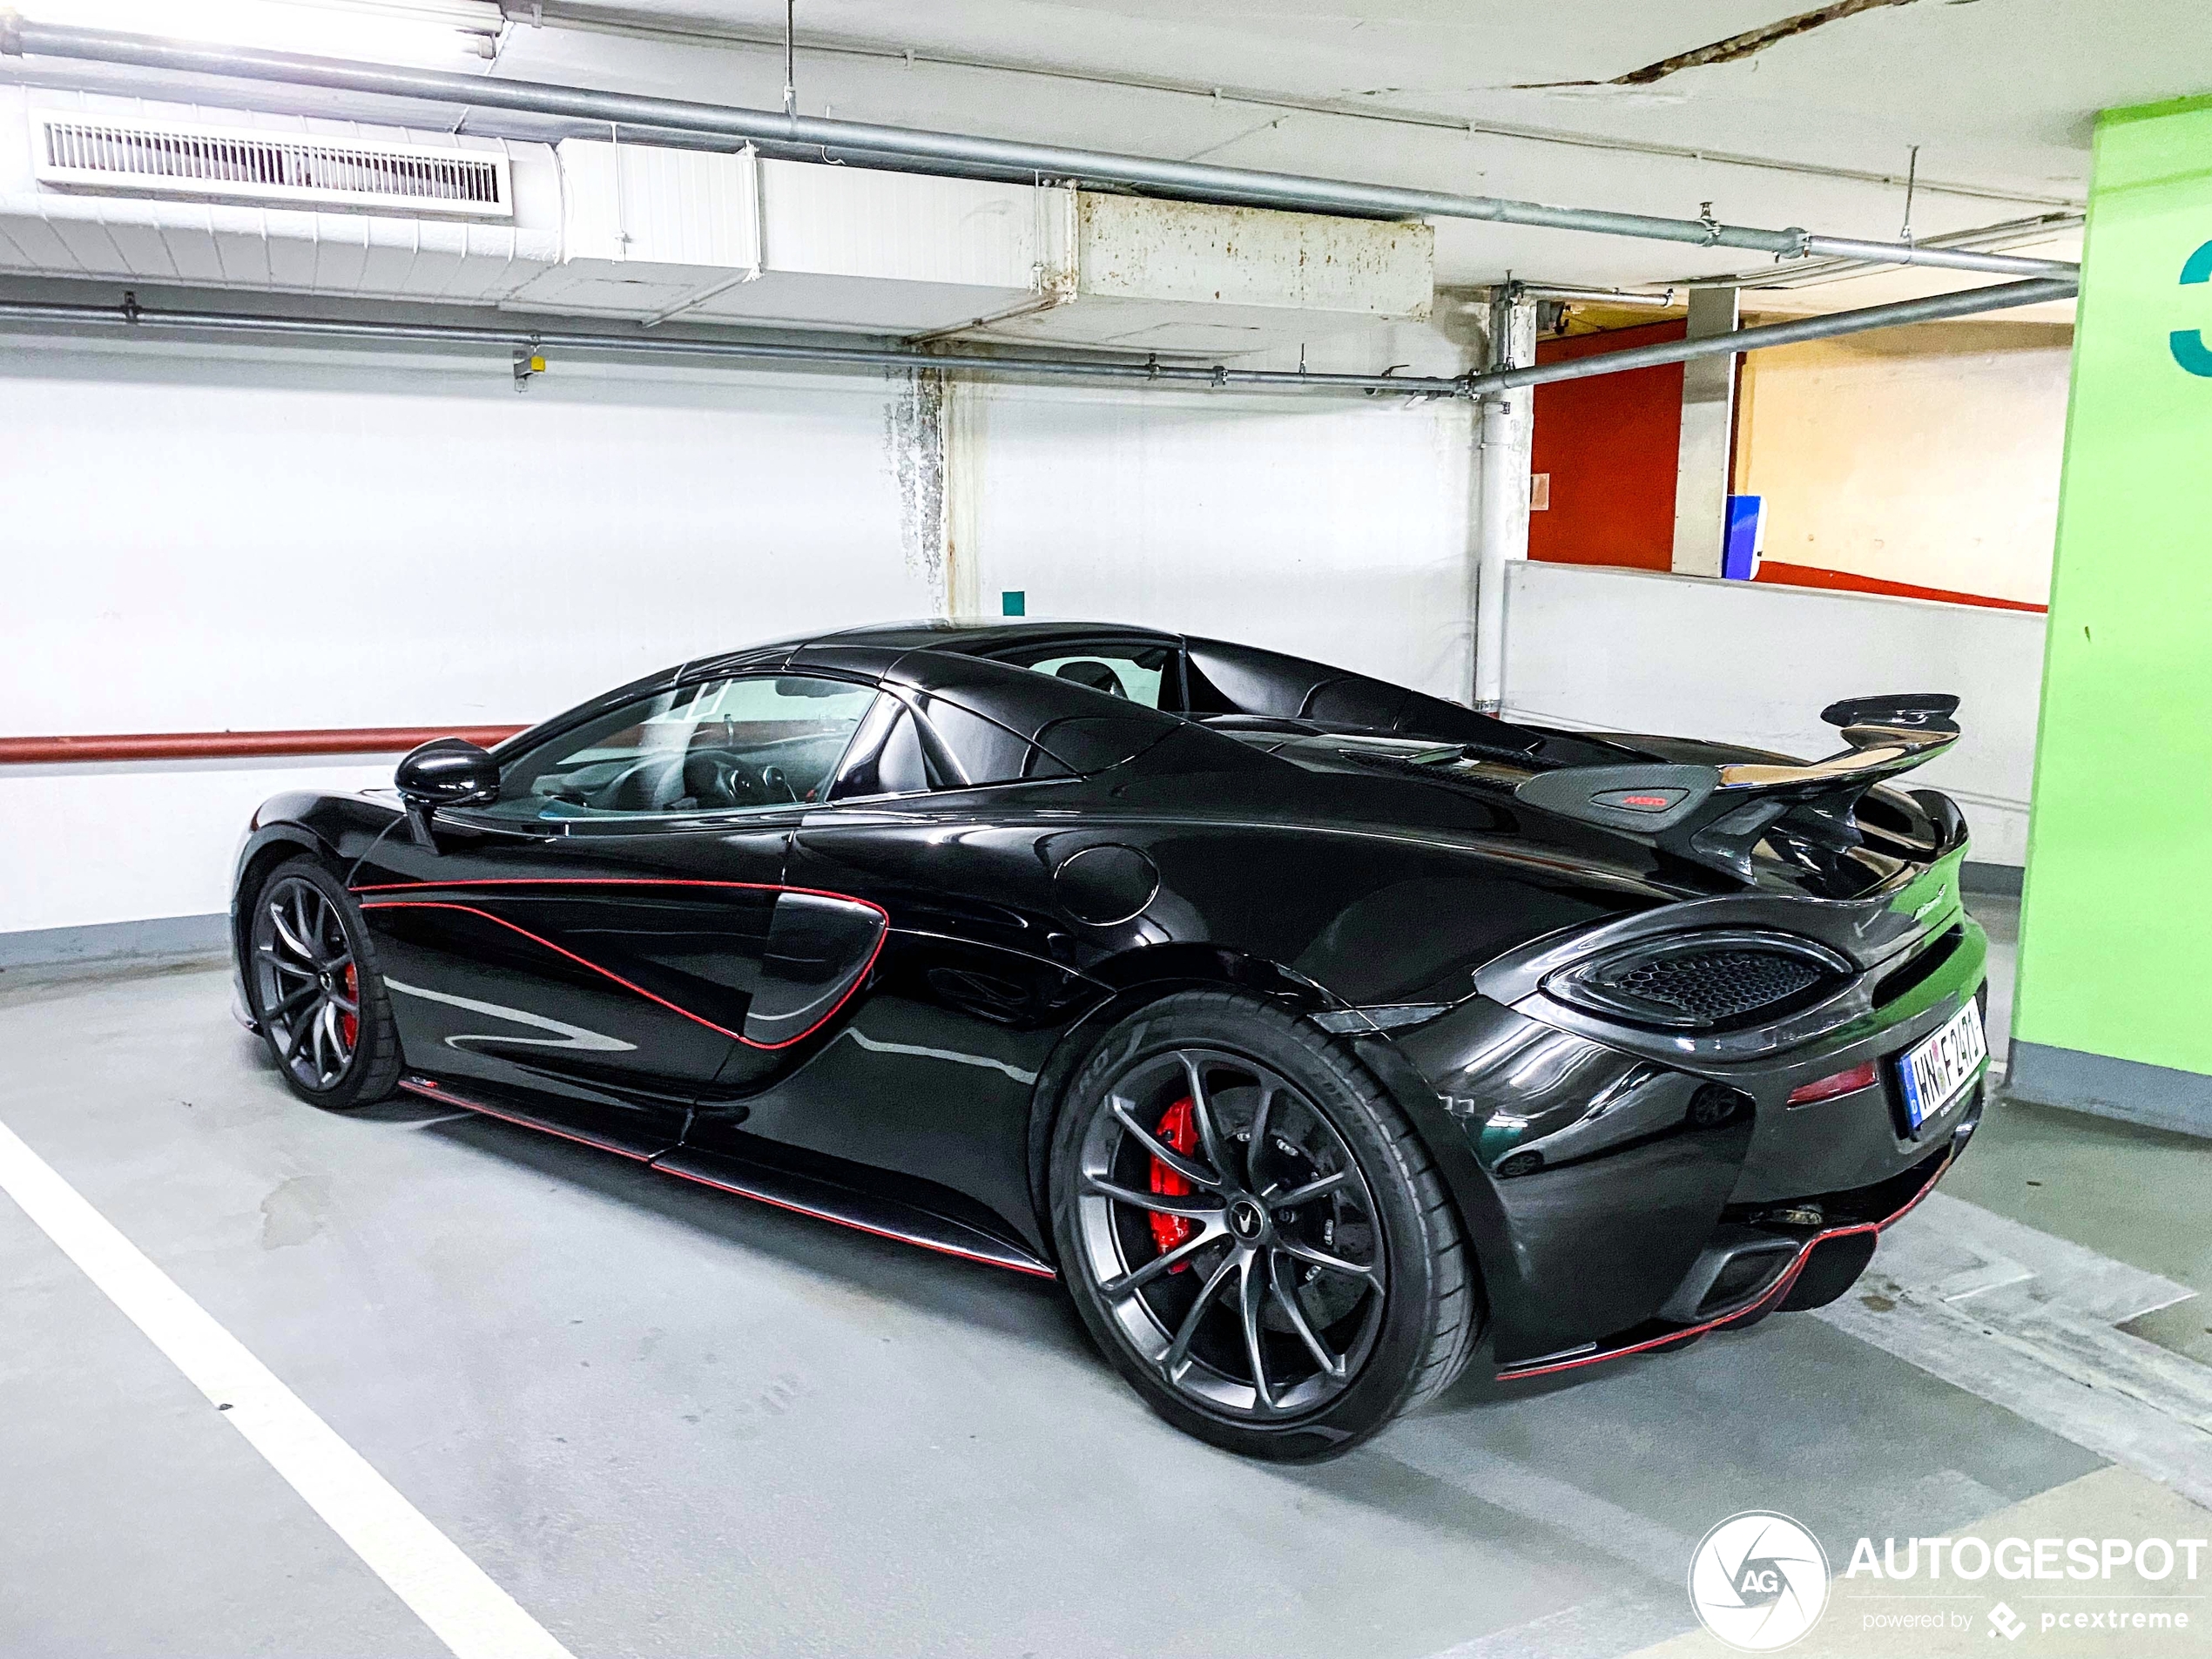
2009 93 2212 1137
1472 296 1536 711
943 376 988 620
1669 287 1740 577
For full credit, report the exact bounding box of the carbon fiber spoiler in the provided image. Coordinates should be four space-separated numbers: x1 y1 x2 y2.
1513 694 1963 881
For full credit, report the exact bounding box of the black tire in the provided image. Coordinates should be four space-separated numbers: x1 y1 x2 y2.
1049 989 1480 1460
244 856 403 1110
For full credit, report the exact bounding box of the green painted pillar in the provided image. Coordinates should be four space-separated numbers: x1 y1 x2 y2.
2010 92 2212 1136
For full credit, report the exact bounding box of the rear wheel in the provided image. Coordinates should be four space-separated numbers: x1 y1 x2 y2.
246 858 401 1109
1049 990 1480 1460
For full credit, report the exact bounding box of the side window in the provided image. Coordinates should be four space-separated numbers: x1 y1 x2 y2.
483 674 873 821
996 644 1176 710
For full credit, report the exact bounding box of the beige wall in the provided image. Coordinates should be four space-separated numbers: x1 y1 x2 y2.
1733 320 2073 606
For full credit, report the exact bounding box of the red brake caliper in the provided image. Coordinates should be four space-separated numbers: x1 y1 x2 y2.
1148 1096 1198 1269
340 964 359 1049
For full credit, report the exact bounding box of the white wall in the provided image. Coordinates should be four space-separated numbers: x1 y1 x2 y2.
3 343 934 736
1501 561 2044 866
0 334 931 937
958 382 1477 698
0 333 1477 938
1734 320 2072 607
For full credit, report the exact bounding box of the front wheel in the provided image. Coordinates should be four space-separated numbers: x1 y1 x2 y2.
245 857 402 1109
1049 990 1480 1460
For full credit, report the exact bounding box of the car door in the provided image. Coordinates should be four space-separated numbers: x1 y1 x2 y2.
351 670 879 1157
683 683 1100 1249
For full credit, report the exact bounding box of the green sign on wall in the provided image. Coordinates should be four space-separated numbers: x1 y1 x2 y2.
2013 91 2212 1131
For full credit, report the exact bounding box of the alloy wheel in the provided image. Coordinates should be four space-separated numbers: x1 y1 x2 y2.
1073 1046 1389 1419
250 874 361 1092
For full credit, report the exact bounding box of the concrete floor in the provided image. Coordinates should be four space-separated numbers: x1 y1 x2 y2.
2 896 2209 1659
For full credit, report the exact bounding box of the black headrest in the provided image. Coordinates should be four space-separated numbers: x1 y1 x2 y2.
1054 659 1128 698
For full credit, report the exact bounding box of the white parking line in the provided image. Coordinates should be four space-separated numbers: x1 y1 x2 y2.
0 1119 575 1659
1386 1428 1702 1582
1817 1192 2212 1510
1407 1189 2212 1659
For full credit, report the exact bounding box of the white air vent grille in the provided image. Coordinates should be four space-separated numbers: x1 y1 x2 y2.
33 114 512 220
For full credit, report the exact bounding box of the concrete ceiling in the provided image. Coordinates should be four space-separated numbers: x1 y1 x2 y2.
477 0 2196 302
7 0 2192 314
539 0 2163 195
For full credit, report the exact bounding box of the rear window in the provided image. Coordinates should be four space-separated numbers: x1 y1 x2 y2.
997 645 1173 710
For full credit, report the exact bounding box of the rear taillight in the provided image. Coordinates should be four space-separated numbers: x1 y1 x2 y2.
1787 1061 1878 1105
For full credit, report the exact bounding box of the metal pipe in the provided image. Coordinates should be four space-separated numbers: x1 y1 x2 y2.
0 297 1474 395
779 0 794 119
1509 284 1676 309
1666 211 2083 293
0 272 2078 399
0 20 2078 279
0 725 526 765
1464 276 2077 395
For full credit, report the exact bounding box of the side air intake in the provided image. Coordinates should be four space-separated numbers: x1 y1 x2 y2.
34 114 512 219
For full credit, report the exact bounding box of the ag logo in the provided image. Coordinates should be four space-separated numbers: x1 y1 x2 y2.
1687 1511 1831 1651
2173 239 2212 377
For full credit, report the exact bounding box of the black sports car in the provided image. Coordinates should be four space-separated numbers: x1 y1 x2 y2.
232 620 1989 1460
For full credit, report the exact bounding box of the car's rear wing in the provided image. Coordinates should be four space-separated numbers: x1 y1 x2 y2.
1513 694 1963 882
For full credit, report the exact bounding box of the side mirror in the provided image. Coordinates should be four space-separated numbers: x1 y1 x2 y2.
396 738 500 848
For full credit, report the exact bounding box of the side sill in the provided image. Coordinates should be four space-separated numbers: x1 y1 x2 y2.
655 1147 1056 1279
400 1076 1055 1279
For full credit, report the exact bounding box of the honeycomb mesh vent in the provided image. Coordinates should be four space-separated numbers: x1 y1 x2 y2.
1602 948 1826 1025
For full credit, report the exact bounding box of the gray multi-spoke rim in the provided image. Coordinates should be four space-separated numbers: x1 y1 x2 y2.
1075 1046 1388 1420
250 877 360 1091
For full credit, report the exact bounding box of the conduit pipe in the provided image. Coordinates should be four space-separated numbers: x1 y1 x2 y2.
0 726 524 764
1509 284 1678 310
0 297 1476 395
1464 276 2077 396
0 274 2078 398
0 18 2077 280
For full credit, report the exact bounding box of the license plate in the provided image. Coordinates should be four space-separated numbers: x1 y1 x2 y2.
1896 1002 1988 1132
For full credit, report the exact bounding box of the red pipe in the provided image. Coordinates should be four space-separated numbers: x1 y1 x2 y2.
0 725 527 764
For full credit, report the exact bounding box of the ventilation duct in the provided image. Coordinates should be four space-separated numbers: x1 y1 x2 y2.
0 88 556 300
506 138 1433 349
0 88 1433 353
501 138 1072 334
977 192 1433 354
33 111 512 219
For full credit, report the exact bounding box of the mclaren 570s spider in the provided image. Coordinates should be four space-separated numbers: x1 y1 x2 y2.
233 620 1987 1459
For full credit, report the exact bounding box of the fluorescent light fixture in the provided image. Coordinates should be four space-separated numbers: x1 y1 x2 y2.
20 0 507 62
